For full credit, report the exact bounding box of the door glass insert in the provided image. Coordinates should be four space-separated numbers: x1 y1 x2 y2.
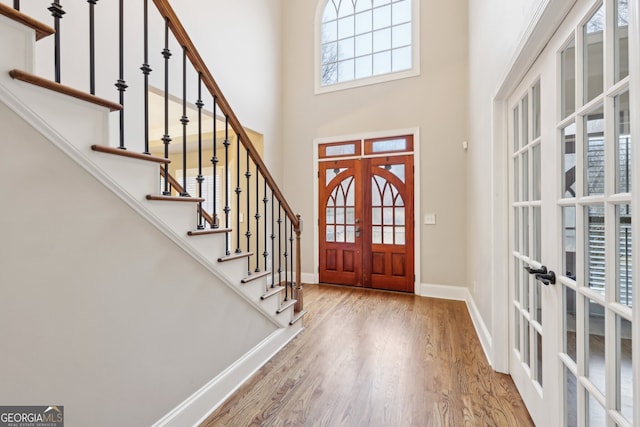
563 206 577 280
583 5 604 104
614 0 629 83
588 391 606 426
562 123 577 198
561 39 576 118
564 286 577 361
586 204 606 294
532 81 541 139
522 95 529 148
372 175 405 245
615 91 631 193
617 315 633 423
565 366 578 427
326 175 356 243
533 144 541 200
586 107 605 195
586 298 606 395
616 204 632 306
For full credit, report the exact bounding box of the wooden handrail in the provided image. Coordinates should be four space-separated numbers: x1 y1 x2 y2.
152 0 300 232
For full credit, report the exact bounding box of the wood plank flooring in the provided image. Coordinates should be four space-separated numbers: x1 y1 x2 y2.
201 284 534 426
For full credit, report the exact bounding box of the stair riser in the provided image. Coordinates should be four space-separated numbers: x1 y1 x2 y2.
0 16 34 75
274 305 295 327
90 154 160 200
144 202 204 237
186 233 229 262
241 278 270 302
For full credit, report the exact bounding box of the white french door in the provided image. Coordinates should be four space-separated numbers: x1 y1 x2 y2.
509 0 637 425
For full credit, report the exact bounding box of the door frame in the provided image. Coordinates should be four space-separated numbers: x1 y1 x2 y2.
312 127 421 295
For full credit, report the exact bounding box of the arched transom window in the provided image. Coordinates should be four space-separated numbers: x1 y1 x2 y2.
318 0 418 91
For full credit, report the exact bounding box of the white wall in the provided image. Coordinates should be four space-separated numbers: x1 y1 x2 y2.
0 101 279 426
281 0 469 288
467 0 543 336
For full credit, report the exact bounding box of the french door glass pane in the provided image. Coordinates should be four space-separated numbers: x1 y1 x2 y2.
586 204 605 294
535 330 543 385
561 39 576 119
563 123 577 198
523 275 531 311
616 204 632 307
514 207 520 252
565 366 578 427
617 315 633 423
583 5 604 104
522 95 529 147
523 151 529 201
533 206 541 261
514 158 520 202
563 206 577 280
523 207 530 257
515 307 521 353
588 391 606 427
586 107 605 195
533 277 542 324
523 319 530 367
614 0 629 82
533 144 541 200
514 258 521 301
586 298 606 395
564 286 577 361
615 91 631 193
514 106 520 151
532 82 541 139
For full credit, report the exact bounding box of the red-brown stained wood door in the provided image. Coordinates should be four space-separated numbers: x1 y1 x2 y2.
319 155 414 292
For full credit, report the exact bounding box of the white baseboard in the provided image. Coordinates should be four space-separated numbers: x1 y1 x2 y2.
420 283 493 367
153 325 303 427
301 272 315 284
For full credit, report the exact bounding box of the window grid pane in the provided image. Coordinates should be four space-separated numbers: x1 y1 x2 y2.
320 0 414 87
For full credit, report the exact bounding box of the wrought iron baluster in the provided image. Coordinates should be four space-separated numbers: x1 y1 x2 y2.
223 117 230 254
263 178 269 272
87 0 97 95
284 214 289 301
141 0 151 155
211 96 218 228
161 18 172 195
13 1 20 11
254 168 260 273
48 0 65 83
290 218 295 301
196 74 204 229
179 47 189 196
245 150 252 274
278 201 282 287
235 135 242 253
270 190 275 288
115 0 127 150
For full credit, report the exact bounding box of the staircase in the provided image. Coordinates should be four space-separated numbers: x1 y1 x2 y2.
0 2 304 426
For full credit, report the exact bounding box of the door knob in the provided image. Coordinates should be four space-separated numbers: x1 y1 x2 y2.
524 265 547 275
535 271 556 286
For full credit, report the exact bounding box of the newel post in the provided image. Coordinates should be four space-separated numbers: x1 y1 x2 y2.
294 214 303 312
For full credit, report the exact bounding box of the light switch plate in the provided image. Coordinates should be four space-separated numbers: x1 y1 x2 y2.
424 213 436 225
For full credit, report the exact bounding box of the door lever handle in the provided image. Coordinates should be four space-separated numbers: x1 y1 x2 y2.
524 265 547 275
535 271 556 286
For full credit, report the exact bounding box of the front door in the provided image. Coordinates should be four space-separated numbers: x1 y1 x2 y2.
508 1 636 425
318 136 414 292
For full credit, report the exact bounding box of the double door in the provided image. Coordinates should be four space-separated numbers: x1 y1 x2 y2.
318 137 414 292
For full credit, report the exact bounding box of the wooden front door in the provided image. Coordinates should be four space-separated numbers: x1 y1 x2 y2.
318 137 414 293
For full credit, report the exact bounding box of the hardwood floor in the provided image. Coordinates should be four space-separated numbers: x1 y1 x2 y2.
201 284 534 427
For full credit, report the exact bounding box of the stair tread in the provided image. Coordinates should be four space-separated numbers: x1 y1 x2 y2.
9 69 122 111
218 251 254 263
92 145 170 164
290 310 307 326
187 227 232 236
261 286 285 300
276 299 297 314
0 3 55 40
241 270 271 283
146 194 205 203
